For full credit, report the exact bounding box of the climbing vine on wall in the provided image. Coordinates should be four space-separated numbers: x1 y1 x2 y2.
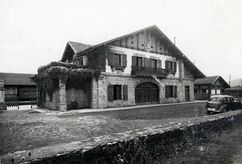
32 61 100 101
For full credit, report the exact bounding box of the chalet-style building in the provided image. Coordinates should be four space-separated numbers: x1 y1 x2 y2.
194 76 230 100
0 73 37 105
34 25 205 111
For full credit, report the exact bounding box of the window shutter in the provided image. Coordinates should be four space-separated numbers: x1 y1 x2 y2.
123 85 128 101
122 54 127 67
157 60 162 68
132 56 137 66
165 86 169 98
107 85 114 102
108 53 114 66
144 58 149 67
173 62 177 73
174 86 177 98
165 61 169 70
149 58 153 68
142 57 145 67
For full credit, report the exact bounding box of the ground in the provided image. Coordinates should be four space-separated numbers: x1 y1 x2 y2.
0 102 206 156
1 102 242 164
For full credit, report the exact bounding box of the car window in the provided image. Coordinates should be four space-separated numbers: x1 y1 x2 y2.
233 98 240 103
209 97 223 102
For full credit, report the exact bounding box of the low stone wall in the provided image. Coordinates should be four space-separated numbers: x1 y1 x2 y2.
1 110 242 164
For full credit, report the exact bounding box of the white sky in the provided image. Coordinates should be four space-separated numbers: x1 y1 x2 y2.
0 0 242 81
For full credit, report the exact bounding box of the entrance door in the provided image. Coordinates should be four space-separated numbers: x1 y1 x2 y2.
135 82 159 105
185 86 190 101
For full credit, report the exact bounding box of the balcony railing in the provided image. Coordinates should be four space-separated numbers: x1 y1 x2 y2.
131 66 169 78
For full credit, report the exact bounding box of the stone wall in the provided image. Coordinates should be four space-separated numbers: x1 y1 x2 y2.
95 73 195 108
44 87 90 110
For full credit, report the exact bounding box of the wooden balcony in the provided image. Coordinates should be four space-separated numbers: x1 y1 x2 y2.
131 66 169 78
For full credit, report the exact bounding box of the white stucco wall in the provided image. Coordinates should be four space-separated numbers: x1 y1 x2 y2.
106 46 180 78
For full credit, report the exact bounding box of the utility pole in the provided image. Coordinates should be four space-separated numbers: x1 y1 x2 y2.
229 74 231 86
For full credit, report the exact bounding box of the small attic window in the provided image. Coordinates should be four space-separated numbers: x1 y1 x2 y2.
141 44 144 47
131 41 134 44
151 46 153 49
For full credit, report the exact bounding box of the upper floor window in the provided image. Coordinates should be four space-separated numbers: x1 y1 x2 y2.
108 53 127 69
113 54 122 66
165 61 177 73
151 59 157 68
137 57 143 67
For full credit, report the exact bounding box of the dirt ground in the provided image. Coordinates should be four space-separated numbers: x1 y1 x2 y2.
0 102 206 156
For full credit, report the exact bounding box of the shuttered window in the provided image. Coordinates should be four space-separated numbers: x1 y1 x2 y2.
137 57 142 67
165 85 177 98
165 61 177 73
107 84 128 102
151 59 157 68
108 53 127 68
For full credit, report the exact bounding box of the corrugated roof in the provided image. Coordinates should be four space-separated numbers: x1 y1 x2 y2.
0 72 36 86
194 76 220 85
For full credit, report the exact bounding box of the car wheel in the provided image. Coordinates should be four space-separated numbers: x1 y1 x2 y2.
220 105 227 113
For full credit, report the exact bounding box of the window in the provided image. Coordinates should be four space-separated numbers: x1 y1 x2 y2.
113 85 122 100
151 59 157 68
165 85 177 98
108 53 127 68
113 54 122 66
137 57 143 67
165 61 177 73
108 85 128 101
75 56 83 66
194 89 198 94
201 89 207 94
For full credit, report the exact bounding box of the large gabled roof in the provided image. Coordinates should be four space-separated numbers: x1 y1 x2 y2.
0 72 36 86
78 25 205 78
195 76 230 88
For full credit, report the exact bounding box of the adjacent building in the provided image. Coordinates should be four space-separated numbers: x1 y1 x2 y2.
194 76 230 100
0 73 37 105
34 25 205 111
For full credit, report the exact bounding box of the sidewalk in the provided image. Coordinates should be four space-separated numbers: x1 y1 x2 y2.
37 100 207 115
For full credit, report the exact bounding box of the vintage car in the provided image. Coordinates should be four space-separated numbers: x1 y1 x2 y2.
206 95 242 114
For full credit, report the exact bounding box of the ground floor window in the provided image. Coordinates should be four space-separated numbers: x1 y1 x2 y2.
108 84 128 101
165 85 177 98
114 85 122 100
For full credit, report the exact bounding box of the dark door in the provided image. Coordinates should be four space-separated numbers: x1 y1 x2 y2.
185 86 190 101
135 82 159 105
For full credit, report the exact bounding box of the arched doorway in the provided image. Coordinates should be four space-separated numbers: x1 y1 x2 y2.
135 82 159 105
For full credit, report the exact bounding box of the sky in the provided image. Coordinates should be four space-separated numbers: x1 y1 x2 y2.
0 0 242 82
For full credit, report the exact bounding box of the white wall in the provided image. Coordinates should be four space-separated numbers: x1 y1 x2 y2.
106 46 180 78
